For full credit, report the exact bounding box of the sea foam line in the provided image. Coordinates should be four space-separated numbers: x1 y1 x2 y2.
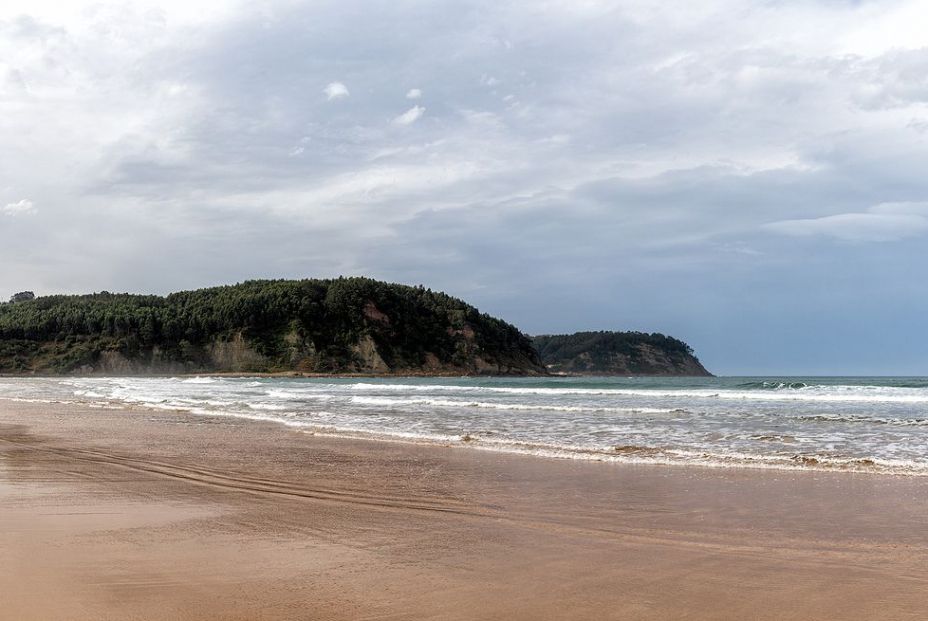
346 383 928 404
348 395 684 414
2 392 926 476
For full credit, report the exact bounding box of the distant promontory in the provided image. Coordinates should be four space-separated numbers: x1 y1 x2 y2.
532 331 711 376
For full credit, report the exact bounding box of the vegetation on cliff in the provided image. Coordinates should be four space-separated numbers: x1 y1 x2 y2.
0 278 545 375
532 331 711 376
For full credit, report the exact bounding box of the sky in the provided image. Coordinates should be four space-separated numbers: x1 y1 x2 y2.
1 0 927 375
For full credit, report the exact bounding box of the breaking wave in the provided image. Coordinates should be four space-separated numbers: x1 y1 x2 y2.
1 375 927 475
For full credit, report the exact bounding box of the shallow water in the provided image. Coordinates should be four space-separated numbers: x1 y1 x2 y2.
2 375 927 474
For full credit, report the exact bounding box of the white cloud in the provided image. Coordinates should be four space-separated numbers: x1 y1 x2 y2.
406 88 422 99
837 2 928 57
323 81 349 100
765 203 928 242
2 199 35 216
393 105 425 126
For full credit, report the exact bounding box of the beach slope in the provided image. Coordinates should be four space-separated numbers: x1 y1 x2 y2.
2 400 927 620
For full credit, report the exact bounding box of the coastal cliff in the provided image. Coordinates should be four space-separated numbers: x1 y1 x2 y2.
0 278 545 376
532 331 711 376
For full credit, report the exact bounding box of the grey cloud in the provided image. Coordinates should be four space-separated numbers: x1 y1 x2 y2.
766 202 928 241
3 0 928 372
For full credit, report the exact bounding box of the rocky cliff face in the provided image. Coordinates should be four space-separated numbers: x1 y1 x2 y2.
0 326 548 376
532 331 711 377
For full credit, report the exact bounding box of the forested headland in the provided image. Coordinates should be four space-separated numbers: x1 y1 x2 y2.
532 331 711 376
0 278 545 375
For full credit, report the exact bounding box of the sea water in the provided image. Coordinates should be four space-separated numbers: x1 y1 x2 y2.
2 375 927 475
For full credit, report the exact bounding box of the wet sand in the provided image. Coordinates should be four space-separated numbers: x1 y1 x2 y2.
2 400 928 620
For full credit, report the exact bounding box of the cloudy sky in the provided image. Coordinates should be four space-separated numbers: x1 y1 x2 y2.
2 0 927 374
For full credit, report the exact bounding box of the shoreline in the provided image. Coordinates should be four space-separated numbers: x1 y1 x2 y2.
0 371 716 379
0 391 922 478
2 399 928 619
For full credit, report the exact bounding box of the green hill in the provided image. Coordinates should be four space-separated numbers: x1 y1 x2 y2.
532 331 711 376
0 278 545 376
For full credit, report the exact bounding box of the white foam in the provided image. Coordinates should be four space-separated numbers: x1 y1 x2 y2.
347 382 928 404
349 395 682 415
3 376 928 476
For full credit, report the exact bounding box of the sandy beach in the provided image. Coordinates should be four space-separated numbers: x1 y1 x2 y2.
2 399 928 620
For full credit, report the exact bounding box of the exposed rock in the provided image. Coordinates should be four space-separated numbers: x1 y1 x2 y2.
208 333 268 372
362 302 391 325
351 335 390 373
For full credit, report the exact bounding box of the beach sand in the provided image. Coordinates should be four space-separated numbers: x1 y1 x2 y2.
2 400 927 620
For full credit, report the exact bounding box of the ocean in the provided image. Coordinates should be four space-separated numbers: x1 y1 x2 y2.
2 375 927 475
